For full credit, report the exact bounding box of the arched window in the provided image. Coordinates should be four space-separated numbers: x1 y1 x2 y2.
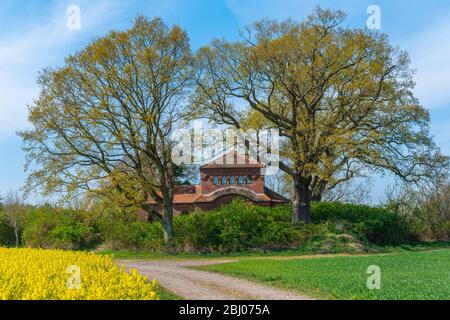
222 176 228 185
238 176 244 185
213 176 219 185
230 176 236 184
246 175 253 184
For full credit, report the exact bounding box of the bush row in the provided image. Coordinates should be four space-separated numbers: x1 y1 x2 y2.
0 199 417 252
311 202 416 244
0 206 99 250
102 200 416 253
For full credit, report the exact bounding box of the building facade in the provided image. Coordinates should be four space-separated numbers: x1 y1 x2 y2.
146 151 289 216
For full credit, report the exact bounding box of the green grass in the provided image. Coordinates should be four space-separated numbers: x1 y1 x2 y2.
155 285 181 300
100 248 276 260
198 249 450 300
100 241 450 261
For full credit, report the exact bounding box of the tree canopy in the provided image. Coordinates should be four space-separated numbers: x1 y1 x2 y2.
20 17 193 242
191 8 448 222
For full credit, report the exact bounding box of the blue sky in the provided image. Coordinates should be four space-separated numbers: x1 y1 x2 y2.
0 0 449 203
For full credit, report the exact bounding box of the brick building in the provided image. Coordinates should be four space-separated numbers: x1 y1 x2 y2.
147 151 289 216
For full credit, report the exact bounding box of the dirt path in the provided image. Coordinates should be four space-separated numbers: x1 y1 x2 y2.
118 259 312 300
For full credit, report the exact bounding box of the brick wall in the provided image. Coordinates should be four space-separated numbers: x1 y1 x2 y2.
200 167 264 195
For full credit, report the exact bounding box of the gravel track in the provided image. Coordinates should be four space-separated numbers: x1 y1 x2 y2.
118 259 312 300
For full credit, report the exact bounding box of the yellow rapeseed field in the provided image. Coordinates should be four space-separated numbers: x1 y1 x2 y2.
0 247 159 300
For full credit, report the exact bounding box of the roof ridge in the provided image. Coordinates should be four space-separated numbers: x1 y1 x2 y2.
200 149 263 168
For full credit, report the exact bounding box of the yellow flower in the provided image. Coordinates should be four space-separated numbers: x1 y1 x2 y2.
0 248 159 300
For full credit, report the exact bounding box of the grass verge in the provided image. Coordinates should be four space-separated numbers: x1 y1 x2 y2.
100 241 450 261
155 285 181 300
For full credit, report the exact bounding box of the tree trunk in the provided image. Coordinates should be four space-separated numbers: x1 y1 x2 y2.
311 193 322 202
142 193 174 245
14 228 19 248
156 163 176 245
292 175 312 223
13 219 19 248
162 203 175 244
311 177 327 202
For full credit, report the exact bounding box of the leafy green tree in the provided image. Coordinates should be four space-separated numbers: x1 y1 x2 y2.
192 7 448 223
20 17 193 243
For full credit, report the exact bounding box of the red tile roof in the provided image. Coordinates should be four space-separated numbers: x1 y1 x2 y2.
148 185 288 204
147 185 202 204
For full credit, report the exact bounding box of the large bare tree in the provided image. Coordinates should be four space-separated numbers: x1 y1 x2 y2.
2 191 26 247
20 17 193 243
192 8 448 223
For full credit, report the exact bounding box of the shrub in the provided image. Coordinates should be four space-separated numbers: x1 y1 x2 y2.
22 207 98 250
299 233 369 254
165 200 415 251
98 200 329 253
100 221 164 251
311 202 416 244
17 199 416 252
99 199 416 253
150 200 334 253
0 221 15 247
48 224 96 250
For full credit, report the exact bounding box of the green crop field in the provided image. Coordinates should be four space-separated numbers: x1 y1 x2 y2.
200 250 450 300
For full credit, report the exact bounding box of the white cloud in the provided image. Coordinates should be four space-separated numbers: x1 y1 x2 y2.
0 0 131 136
